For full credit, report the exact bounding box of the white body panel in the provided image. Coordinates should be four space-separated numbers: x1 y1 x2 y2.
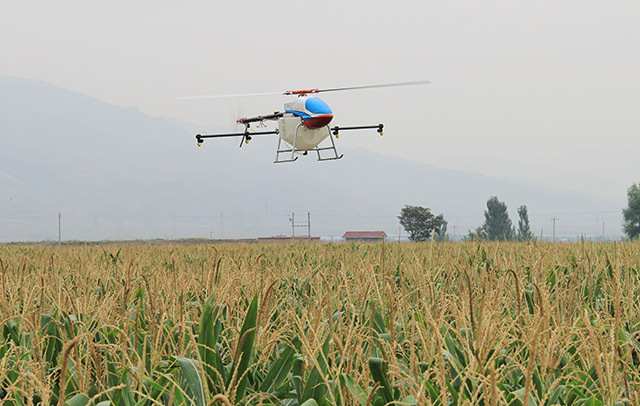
277 117 330 151
284 98 306 113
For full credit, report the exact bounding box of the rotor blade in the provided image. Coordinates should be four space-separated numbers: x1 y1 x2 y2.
228 99 245 130
313 80 431 94
178 80 431 100
176 91 285 100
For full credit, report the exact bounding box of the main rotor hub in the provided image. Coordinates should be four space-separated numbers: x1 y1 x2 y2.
284 88 319 96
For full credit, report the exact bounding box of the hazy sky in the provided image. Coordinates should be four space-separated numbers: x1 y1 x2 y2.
2 0 639 201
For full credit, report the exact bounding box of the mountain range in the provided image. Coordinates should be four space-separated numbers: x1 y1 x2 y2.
0 75 623 241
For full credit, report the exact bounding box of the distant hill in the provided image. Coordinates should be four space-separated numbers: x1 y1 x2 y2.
0 75 622 241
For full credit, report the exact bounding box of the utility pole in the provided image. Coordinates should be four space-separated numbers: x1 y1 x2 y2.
58 212 61 246
455 216 460 242
219 211 224 239
290 212 295 239
210 231 213 240
602 221 605 242
289 212 311 241
551 217 558 242
398 225 401 242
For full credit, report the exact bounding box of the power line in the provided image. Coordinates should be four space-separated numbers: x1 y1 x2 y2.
2 215 59 219
1 208 622 221
529 210 620 217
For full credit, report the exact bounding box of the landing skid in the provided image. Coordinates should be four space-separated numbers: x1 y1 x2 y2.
274 124 343 164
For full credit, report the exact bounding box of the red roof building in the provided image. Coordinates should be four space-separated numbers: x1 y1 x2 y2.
342 231 388 242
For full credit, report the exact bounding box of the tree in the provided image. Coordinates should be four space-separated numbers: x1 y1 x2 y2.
516 205 534 241
435 219 449 242
398 206 444 242
623 182 640 240
464 226 486 242
482 196 514 241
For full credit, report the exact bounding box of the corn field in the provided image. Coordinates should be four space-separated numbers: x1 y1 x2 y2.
1 241 639 405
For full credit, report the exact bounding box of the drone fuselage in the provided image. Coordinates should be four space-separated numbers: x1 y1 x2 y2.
284 97 334 129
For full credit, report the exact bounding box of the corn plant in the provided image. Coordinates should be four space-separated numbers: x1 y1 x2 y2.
0 241 639 404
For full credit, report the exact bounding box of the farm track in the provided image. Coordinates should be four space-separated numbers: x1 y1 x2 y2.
0 241 639 405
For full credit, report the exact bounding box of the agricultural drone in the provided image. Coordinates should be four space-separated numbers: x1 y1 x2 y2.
182 80 429 163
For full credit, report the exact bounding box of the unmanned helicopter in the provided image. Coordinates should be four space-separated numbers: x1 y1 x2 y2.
181 80 429 163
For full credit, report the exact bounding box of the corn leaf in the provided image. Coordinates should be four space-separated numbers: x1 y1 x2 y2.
230 293 258 400
368 357 394 405
176 356 206 406
198 295 225 393
63 393 90 406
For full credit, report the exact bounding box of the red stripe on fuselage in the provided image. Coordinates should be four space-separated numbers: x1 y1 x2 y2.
303 114 334 129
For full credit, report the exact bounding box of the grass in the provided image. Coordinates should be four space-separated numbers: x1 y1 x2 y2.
0 240 639 405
